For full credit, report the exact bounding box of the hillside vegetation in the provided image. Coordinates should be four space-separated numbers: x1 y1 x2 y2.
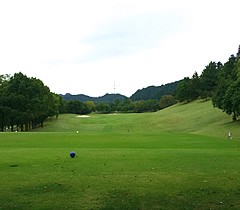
130 80 180 101
36 99 240 140
60 93 126 103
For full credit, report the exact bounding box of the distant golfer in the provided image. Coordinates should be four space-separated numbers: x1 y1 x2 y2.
228 132 232 139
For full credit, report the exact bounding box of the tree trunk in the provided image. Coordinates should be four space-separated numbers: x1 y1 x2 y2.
1 114 4 132
233 111 237 121
25 122 29 131
32 120 35 129
11 119 14 132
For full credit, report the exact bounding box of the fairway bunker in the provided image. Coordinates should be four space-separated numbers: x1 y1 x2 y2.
77 115 90 118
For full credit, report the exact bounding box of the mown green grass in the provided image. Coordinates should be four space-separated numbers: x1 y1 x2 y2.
1 100 240 209
40 100 240 139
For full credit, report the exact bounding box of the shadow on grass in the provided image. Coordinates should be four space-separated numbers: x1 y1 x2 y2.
100 187 240 210
99 190 193 210
0 182 71 209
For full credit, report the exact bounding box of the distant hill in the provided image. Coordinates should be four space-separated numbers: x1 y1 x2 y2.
130 80 181 101
60 80 181 103
59 93 126 103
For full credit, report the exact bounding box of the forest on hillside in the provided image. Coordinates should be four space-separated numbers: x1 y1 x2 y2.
175 46 240 121
130 81 180 101
60 80 180 103
0 73 64 131
60 93 126 103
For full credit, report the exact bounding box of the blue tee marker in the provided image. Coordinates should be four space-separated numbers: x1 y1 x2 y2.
70 152 76 158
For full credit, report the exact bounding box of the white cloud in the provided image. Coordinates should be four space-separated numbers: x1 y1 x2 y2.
0 0 240 97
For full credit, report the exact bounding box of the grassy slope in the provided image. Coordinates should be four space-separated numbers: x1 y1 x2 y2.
39 99 240 139
151 100 240 139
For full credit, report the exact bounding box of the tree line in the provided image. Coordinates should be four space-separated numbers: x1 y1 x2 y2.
0 73 178 132
60 95 177 114
60 93 126 103
175 46 240 121
0 73 64 131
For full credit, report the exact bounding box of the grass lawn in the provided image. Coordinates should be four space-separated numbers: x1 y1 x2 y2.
1 132 240 209
1 100 240 209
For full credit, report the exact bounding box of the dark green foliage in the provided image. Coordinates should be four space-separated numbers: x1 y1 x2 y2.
200 61 222 100
0 73 62 131
57 95 68 114
222 80 240 120
175 77 199 102
66 99 90 115
130 81 180 101
173 45 240 121
111 97 120 111
151 81 180 100
175 46 240 119
175 65 221 103
159 95 177 109
135 99 159 112
95 102 111 113
191 71 203 100
220 55 237 81
213 55 240 120
94 98 161 113
212 55 237 110
122 97 131 106
0 75 10 131
60 93 126 103
131 86 159 101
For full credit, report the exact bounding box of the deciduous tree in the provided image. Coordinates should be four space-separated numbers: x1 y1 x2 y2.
159 95 177 109
212 55 239 120
200 61 222 100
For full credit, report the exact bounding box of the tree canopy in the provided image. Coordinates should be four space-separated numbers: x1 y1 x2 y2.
174 45 240 121
0 73 62 131
212 55 240 120
130 81 180 101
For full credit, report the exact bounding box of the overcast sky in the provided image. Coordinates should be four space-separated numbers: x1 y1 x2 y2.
1 0 240 97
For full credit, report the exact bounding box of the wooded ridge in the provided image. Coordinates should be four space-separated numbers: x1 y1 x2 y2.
59 93 126 103
60 80 180 103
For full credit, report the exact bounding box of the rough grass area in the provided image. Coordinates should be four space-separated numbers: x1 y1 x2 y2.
39 100 240 140
1 99 240 209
